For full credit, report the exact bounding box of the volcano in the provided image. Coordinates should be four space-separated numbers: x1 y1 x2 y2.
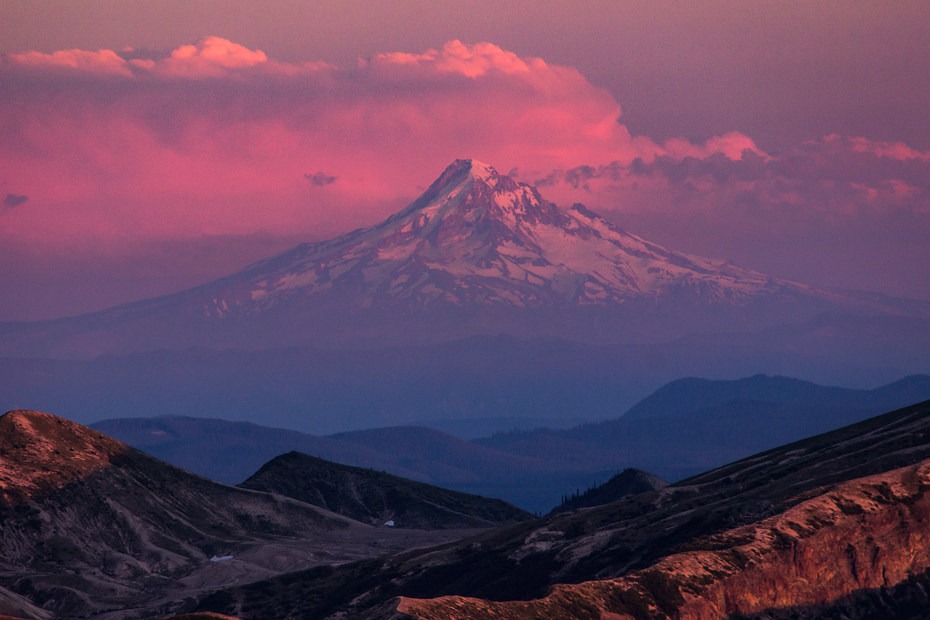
0 159 922 357
224 159 801 311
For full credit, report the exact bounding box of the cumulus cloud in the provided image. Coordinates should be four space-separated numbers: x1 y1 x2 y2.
370 40 540 78
0 37 695 243
831 134 930 162
534 135 930 297
6 48 132 75
664 131 767 161
155 36 269 77
540 136 930 220
3 37 321 79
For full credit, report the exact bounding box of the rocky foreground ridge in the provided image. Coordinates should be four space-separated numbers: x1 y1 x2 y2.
0 410 478 619
5 400 930 618
398 457 930 618
193 399 930 619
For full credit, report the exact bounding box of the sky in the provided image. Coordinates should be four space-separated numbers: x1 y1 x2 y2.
1 1 929 321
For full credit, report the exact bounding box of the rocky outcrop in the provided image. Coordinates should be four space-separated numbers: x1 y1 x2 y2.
0 410 128 505
397 457 930 619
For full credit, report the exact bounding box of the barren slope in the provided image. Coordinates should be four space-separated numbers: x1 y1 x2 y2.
0 411 472 619
241 451 532 529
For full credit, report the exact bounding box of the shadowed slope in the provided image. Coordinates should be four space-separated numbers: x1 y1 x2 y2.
241 451 532 529
548 468 668 515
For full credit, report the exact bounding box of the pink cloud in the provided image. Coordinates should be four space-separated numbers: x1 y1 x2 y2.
664 132 768 161
539 135 930 220
4 38 925 302
2 38 687 247
840 135 930 162
4 36 325 79
370 40 539 78
533 135 930 299
6 48 132 76
156 36 269 77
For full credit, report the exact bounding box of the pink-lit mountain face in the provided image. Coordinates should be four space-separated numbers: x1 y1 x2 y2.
1 159 923 357
218 159 800 314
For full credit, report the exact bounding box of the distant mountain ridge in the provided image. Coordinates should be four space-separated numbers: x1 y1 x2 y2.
622 373 930 420
2 159 925 358
480 373 930 482
92 373 930 513
91 416 599 513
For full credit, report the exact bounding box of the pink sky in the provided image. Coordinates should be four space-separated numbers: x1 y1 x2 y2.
1 3 929 320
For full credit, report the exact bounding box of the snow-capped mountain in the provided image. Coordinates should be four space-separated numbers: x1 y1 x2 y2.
2 159 924 357
202 159 804 317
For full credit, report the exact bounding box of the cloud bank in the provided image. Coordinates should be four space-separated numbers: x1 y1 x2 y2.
1 37 928 317
0 37 762 243
536 135 930 299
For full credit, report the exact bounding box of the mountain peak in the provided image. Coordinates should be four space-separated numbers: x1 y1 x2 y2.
460 158 499 183
0 410 129 504
212 158 802 314
444 158 498 182
424 158 546 212
416 158 514 208
15 157 906 357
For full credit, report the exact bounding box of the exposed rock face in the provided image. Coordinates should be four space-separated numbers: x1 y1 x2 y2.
240 451 533 529
397 458 930 618
0 410 128 505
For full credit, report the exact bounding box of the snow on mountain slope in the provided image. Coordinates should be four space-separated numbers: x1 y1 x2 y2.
205 159 806 317
3 158 924 357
